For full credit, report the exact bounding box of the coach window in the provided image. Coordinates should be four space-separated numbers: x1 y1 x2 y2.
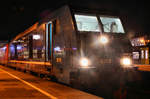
0 47 6 59
10 44 16 59
32 29 45 61
16 36 29 60
22 36 29 60
16 42 23 60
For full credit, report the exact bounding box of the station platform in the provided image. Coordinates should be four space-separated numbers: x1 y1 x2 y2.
0 65 102 99
134 64 150 72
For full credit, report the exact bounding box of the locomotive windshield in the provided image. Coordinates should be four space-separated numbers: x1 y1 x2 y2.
74 14 125 34
100 16 125 33
74 15 100 32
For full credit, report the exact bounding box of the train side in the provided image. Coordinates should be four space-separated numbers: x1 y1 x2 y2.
0 6 77 85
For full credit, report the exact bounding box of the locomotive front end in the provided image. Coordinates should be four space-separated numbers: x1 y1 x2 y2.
73 14 132 69
71 12 133 98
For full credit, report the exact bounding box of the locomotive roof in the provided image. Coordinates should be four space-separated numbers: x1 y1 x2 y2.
10 22 38 43
9 5 122 44
70 5 120 17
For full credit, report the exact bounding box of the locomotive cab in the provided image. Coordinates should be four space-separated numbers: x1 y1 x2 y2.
69 12 133 97
73 14 132 69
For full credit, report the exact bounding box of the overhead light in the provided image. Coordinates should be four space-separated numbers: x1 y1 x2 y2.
54 46 61 51
17 45 22 50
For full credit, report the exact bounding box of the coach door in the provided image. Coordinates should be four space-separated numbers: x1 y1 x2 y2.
46 22 53 66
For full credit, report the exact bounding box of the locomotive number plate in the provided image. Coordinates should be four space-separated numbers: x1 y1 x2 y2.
99 59 112 64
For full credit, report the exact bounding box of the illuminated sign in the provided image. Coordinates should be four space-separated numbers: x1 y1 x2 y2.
132 52 139 59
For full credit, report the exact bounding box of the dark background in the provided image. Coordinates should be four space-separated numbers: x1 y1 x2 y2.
0 0 149 41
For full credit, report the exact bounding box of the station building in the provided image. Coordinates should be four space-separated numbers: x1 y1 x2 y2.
131 36 150 64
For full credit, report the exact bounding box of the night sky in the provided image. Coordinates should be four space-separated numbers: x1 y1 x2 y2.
0 0 149 41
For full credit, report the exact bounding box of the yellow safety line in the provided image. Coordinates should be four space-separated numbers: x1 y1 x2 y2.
9 60 51 65
0 68 57 99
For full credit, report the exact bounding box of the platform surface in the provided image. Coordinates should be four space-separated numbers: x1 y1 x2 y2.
0 65 103 99
134 64 150 72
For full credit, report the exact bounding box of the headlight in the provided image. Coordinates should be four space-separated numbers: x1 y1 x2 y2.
121 57 132 66
79 57 90 67
99 36 109 44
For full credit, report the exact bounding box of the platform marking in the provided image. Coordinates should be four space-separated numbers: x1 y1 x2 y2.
0 68 57 99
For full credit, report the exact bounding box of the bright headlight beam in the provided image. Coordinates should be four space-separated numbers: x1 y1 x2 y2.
99 36 108 44
80 58 89 67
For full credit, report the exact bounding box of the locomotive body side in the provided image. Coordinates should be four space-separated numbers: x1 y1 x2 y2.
6 5 77 85
8 23 52 75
